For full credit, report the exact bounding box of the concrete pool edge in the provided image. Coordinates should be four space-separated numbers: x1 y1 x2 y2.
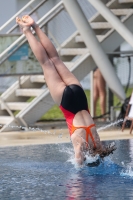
0 128 133 147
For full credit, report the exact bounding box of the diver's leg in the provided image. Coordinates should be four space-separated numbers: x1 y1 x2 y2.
16 17 65 105
21 15 81 87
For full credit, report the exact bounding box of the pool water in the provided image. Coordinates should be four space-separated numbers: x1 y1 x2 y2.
0 140 133 200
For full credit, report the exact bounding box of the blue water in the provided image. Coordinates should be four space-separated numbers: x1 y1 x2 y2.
1 140 133 200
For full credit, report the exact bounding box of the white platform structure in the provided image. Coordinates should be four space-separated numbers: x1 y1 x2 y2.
0 0 133 132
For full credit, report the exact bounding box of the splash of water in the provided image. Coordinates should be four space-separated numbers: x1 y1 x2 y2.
84 154 99 164
120 165 133 178
97 119 123 132
0 118 124 135
0 124 58 135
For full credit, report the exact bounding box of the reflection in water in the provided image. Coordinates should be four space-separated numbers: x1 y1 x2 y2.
0 142 133 199
65 157 122 200
66 172 96 200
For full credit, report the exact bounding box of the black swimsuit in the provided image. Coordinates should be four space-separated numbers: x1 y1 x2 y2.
59 84 96 148
60 84 88 114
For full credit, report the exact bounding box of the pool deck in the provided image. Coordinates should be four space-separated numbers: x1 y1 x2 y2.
0 128 133 147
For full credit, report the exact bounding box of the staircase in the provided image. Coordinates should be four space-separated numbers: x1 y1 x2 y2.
0 0 133 132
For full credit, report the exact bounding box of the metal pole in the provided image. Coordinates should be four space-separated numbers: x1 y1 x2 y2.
63 0 125 100
88 0 133 49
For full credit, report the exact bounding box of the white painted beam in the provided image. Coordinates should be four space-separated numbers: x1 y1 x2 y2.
64 62 74 68
60 48 89 56
30 75 45 83
75 35 105 43
119 0 133 3
111 9 133 16
90 22 112 29
16 89 45 97
1 103 29 111
0 116 13 124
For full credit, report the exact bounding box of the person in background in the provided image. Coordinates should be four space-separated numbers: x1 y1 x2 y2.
93 67 106 119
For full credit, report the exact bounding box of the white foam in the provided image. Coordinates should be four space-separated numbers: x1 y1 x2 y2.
84 154 100 165
120 165 133 178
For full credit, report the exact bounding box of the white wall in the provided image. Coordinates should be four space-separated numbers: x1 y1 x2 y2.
0 0 17 26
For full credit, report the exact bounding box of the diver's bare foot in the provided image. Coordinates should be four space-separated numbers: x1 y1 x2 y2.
16 17 31 33
22 15 37 28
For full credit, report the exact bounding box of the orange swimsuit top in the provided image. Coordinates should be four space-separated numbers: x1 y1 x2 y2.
71 124 96 149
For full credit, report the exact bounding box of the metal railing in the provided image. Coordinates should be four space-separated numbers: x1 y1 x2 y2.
0 0 98 66
0 0 40 33
0 1 64 65
6 0 48 34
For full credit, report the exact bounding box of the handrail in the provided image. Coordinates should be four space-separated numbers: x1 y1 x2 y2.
6 0 47 34
0 1 64 65
0 0 36 32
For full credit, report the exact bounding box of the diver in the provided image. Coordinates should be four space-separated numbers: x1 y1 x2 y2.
16 15 116 167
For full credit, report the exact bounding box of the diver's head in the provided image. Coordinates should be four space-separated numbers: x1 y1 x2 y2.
85 142 117 167
84 154 101 167
86 158 101 167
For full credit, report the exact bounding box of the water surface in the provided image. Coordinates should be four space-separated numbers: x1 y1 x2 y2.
1 140 133 200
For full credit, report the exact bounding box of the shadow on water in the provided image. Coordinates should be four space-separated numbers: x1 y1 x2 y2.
1 140 133 199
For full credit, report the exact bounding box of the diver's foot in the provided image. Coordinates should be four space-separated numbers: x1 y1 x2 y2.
22 15 37 28
16 17 31 33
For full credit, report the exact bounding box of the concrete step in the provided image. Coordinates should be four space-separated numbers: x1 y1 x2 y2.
75 35 105 43
64 62 74 68
90 22 112 29
16 89 45 97
111 9 133 15
119 0 133 3
30 75 45 83
60 48 89 56
0 116 13 124
1 102 29 111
